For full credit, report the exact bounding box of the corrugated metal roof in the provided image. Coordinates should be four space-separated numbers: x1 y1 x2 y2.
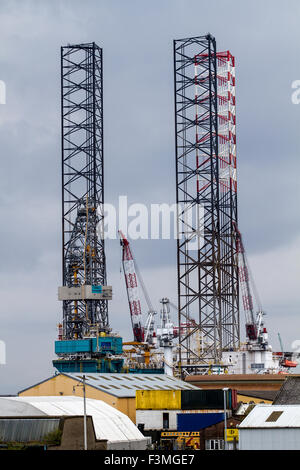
0 418 60 442
186 374 289 382
273 376 300 405
237 390 277 401
0 396 145 444
239 404 300 428
64 373 198 397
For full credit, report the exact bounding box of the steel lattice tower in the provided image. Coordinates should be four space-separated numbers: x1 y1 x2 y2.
174 34 239 372
61 42 109 340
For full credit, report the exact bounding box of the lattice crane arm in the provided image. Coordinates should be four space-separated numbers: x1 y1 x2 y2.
119 231 144 343
234 222 261 341
118 231 156 344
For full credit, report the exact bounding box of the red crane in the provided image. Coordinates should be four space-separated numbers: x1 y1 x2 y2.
119 231 157 345
119 231 145 343
234 223 299 370
234 222 262 342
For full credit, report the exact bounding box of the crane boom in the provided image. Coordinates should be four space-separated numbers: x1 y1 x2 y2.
234 223 258 341
119 231 157 344
119 231 144 342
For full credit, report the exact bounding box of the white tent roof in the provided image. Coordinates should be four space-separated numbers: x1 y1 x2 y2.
0 396 145 444
239 404 300 429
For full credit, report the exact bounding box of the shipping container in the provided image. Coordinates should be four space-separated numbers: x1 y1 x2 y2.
136 409 179 430
136 390 181 410
177 412 224 431
181 389 232 410
136 409 219 431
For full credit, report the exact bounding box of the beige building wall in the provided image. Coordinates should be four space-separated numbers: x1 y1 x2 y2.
237 394 272 404
19 374 136 423
118 397 136 423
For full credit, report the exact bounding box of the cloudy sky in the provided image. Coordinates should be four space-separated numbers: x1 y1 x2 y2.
0 0 299 394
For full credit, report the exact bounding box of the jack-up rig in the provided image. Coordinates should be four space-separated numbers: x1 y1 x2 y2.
53 43 123 373
174 35 239 375
53 43 172 375
173 34 299 376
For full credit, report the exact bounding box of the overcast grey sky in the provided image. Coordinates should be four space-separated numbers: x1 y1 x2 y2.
0 0 299 393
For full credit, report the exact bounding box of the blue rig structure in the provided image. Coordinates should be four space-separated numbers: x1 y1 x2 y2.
53 336 124 373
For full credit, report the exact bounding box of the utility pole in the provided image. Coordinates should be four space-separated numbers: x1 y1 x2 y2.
223 387 229 450
73 374 88 450
83 375 87 451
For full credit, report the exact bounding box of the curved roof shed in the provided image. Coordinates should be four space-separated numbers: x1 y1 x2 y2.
0 396 149 449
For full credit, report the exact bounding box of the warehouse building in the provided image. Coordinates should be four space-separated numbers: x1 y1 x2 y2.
19 373 197 423
185 373 293 392
136 388 237 431
135 388 242 449
239 404 300 450
0 396 149 450
160 415 241 451
185 374 295 406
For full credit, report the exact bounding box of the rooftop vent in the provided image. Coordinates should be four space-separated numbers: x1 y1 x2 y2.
265 411 283 422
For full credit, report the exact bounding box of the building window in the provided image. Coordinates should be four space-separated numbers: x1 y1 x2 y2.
163 413 169 429
205 439 224 450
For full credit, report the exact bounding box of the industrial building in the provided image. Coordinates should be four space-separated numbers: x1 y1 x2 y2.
0 396 149 450
134 379 297 449
136 388 237 431
19 373 197 424
135 388 241 449
185 373 294 395
160 414 242 451
0 414 106 450
238 404 300 450
185 373 296 413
